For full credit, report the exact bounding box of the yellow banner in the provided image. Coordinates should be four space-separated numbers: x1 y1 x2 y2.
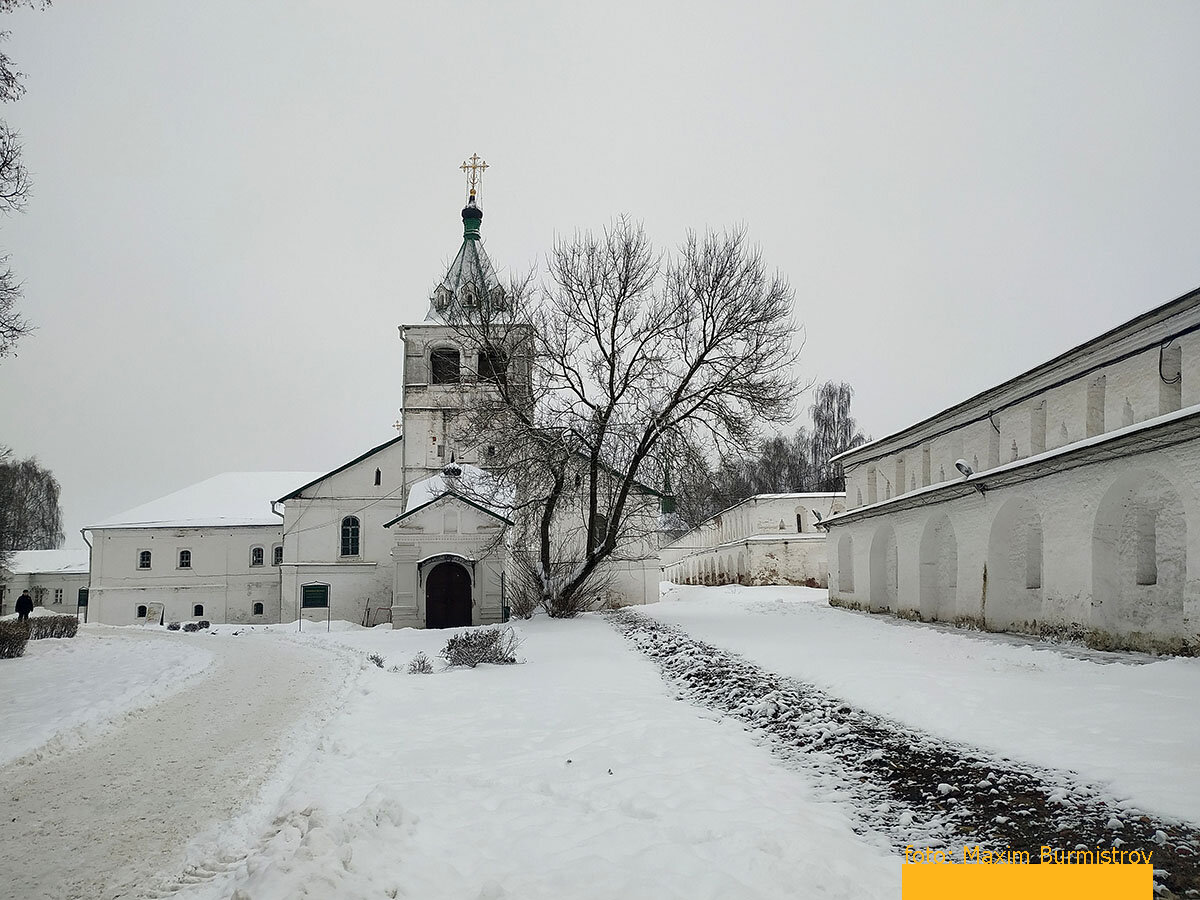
902 863 1152 899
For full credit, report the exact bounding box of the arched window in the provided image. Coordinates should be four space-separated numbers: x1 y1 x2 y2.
431 348 460 384
589 513 608 553
193 604 204 617
252 602 264 616
138 550 152 569
178 549 191 569
272 545 283 566
136 604 147 618
374 467 382 486
250 546 264 567
479 349 507 385
340 516 360 556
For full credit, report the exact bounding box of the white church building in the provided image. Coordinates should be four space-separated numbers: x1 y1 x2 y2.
84 187 662 628
825 285 1200 654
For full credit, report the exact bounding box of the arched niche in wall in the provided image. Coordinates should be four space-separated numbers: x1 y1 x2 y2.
919 512 958 622
985 495 1043 632
869 524 898 612
1092 468 1187 640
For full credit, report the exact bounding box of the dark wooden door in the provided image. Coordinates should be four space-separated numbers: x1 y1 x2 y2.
426 562 472 628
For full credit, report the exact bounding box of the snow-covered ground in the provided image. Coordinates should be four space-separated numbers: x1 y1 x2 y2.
164 617 897 899
0 625 213 766
647 583 1200 823
3 584 1195 899
0 629 356 900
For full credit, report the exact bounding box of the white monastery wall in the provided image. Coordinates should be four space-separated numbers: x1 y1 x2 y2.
88 525 284 625
0 572 89 615
664 493 845 588
845 314 1200 511
829 289 1200 653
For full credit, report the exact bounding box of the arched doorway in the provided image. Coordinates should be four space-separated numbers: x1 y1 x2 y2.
426 562 472 628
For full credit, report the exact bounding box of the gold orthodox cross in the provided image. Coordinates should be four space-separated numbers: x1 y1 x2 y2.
460 153 488 198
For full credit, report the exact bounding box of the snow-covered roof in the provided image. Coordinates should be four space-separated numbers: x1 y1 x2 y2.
404 464 508 517
3 548 90 575
89 472 324 530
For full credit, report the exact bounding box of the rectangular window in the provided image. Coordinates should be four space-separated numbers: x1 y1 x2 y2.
54 588 63 604
302 584 329 609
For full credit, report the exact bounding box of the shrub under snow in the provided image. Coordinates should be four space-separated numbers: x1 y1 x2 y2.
439 626 521 669
0 621 28 659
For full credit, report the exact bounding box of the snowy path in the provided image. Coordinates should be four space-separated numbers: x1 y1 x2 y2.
609 609 1200 897
648 583 1200 822
0 632 355 900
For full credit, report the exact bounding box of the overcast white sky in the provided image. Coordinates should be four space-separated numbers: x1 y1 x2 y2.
1 1 1198 547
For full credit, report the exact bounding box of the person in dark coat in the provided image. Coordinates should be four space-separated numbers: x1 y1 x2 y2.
15 590 33 622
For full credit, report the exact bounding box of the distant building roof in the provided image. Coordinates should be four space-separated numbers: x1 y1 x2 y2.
4 548 90 575
89 472 324 530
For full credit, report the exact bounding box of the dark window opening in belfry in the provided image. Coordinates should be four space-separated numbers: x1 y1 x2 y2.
479 349 507 385
431 349 461 384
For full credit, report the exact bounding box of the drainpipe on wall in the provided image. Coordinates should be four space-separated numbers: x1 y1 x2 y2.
79 529 92 623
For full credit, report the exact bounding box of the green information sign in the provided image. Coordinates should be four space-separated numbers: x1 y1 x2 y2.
301 584 329 609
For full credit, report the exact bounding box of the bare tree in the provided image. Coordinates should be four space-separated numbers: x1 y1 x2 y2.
446 218 798 616
0 448 64 571
809 380 868 492
0 1 50 358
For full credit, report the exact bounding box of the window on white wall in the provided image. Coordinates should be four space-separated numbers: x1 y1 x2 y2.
340 516 360 556
54 588 62 604
272 545 283 566
430 348 461 384
137 604 147 618
178 549 191 569
193 604 205 617
374 468 382 486
138 550 152 569
253 602 264 616
250 546 264 567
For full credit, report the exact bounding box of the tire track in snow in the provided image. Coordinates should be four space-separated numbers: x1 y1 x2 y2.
0 632 356 900
607 610 1200 898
